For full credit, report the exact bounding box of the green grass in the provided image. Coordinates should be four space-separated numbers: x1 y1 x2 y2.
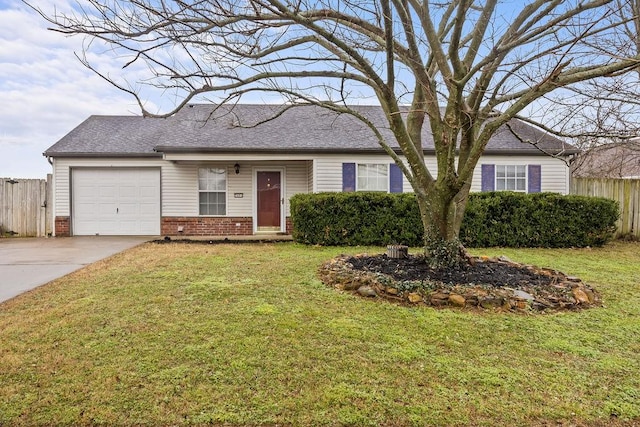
1 241 639 426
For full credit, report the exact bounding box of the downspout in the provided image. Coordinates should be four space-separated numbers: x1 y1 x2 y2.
46 156 55 237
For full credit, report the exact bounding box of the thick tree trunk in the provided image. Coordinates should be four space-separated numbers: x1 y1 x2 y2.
415 181 471 268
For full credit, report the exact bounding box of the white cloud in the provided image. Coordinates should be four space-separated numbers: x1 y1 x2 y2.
0 0 336 178
0 0 144 178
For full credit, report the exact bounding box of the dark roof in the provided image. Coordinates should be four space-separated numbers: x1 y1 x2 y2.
572 142 640 178
44 104 576 157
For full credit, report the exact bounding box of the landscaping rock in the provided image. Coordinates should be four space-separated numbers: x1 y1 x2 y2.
429 292 449 306
449 294 466 307
318 253 601 313
480 297 504 309
572 287 590 304
357 285 377 297
408 293 423 303
515 300 528 310
343 281 361 291
385 286 399 295
512 289 535 301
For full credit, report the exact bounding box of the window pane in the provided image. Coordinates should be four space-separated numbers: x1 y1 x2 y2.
496 165 527 192
199 192 210 215
357 177 368 189
211 169 226 191
199 167 227 215
357 164 388 191
199 191 226 215
199 168 226 191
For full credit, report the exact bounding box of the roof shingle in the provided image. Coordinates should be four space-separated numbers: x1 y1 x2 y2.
44 104 576 157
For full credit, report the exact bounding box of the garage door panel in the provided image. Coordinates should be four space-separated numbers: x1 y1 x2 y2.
118 220 139 234
72 168 160 236
117 203 134 213
119 186 137 199
99 186 117 198
139 187 157 198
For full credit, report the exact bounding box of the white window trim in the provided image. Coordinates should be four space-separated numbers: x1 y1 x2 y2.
198 166 228 216
495 164 528 192
356 163 389 192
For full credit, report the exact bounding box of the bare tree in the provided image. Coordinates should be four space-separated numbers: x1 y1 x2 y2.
32 0 640 265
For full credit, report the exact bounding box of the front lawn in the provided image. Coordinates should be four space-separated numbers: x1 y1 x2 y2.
1 241 639 426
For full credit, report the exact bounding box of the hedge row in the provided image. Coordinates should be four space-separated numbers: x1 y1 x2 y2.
290 192 422 246
290 192 618 248
459 192 618 247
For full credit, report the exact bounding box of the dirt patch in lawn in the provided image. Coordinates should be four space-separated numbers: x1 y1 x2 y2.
319 253 600 313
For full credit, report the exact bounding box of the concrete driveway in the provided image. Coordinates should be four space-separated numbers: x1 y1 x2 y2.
0 236 151 303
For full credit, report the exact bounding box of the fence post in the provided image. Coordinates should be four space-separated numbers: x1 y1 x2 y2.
46 174 53 236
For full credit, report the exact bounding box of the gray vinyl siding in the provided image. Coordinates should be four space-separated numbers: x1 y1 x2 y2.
286 162 311 213
313 156 344 192
473 156 570 194
52 155 569 221
162 160 311 217
312 154 570 194
162 162 199 216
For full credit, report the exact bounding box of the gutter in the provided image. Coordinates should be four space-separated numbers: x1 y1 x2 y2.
43 152 164 158
154 146 579 157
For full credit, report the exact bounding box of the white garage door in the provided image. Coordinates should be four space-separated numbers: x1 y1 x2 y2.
72 168 160 236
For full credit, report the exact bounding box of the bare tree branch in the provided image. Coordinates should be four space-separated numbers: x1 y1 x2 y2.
27 0 640 262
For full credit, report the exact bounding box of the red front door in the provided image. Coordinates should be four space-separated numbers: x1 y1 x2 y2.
257 171 281 230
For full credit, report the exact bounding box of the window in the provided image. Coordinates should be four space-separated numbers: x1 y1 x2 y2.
198 167 226 215
357 164 388 191
496 165 526 191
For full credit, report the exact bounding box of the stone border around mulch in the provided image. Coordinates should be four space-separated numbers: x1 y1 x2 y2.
318 254 601 313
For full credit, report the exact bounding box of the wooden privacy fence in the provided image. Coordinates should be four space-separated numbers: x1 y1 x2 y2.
0 176 52 237
571 178 640 238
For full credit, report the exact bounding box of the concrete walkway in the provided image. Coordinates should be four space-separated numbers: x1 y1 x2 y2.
0 236 150 303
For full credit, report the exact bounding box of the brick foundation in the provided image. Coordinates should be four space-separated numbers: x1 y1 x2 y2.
55 216 70 237
56 216 293 237
161 216 295 236
161 217 254 236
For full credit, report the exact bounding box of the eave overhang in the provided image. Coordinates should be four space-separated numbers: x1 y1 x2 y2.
155 145 578 161
43 152 164 158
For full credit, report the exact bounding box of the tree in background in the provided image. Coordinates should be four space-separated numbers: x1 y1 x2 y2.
34 0 640 266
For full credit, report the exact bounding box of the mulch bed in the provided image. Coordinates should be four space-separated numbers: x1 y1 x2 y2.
318 252 601 313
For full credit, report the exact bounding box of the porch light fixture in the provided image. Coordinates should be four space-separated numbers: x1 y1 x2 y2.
234 163 240 174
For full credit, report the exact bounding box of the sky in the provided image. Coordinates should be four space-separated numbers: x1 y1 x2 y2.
0 0 634 179
0 0 146 178
0 0 304 179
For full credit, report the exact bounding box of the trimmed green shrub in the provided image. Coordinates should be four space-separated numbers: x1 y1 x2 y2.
290 191 618 248
290 192 423 246
459 192 619 248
